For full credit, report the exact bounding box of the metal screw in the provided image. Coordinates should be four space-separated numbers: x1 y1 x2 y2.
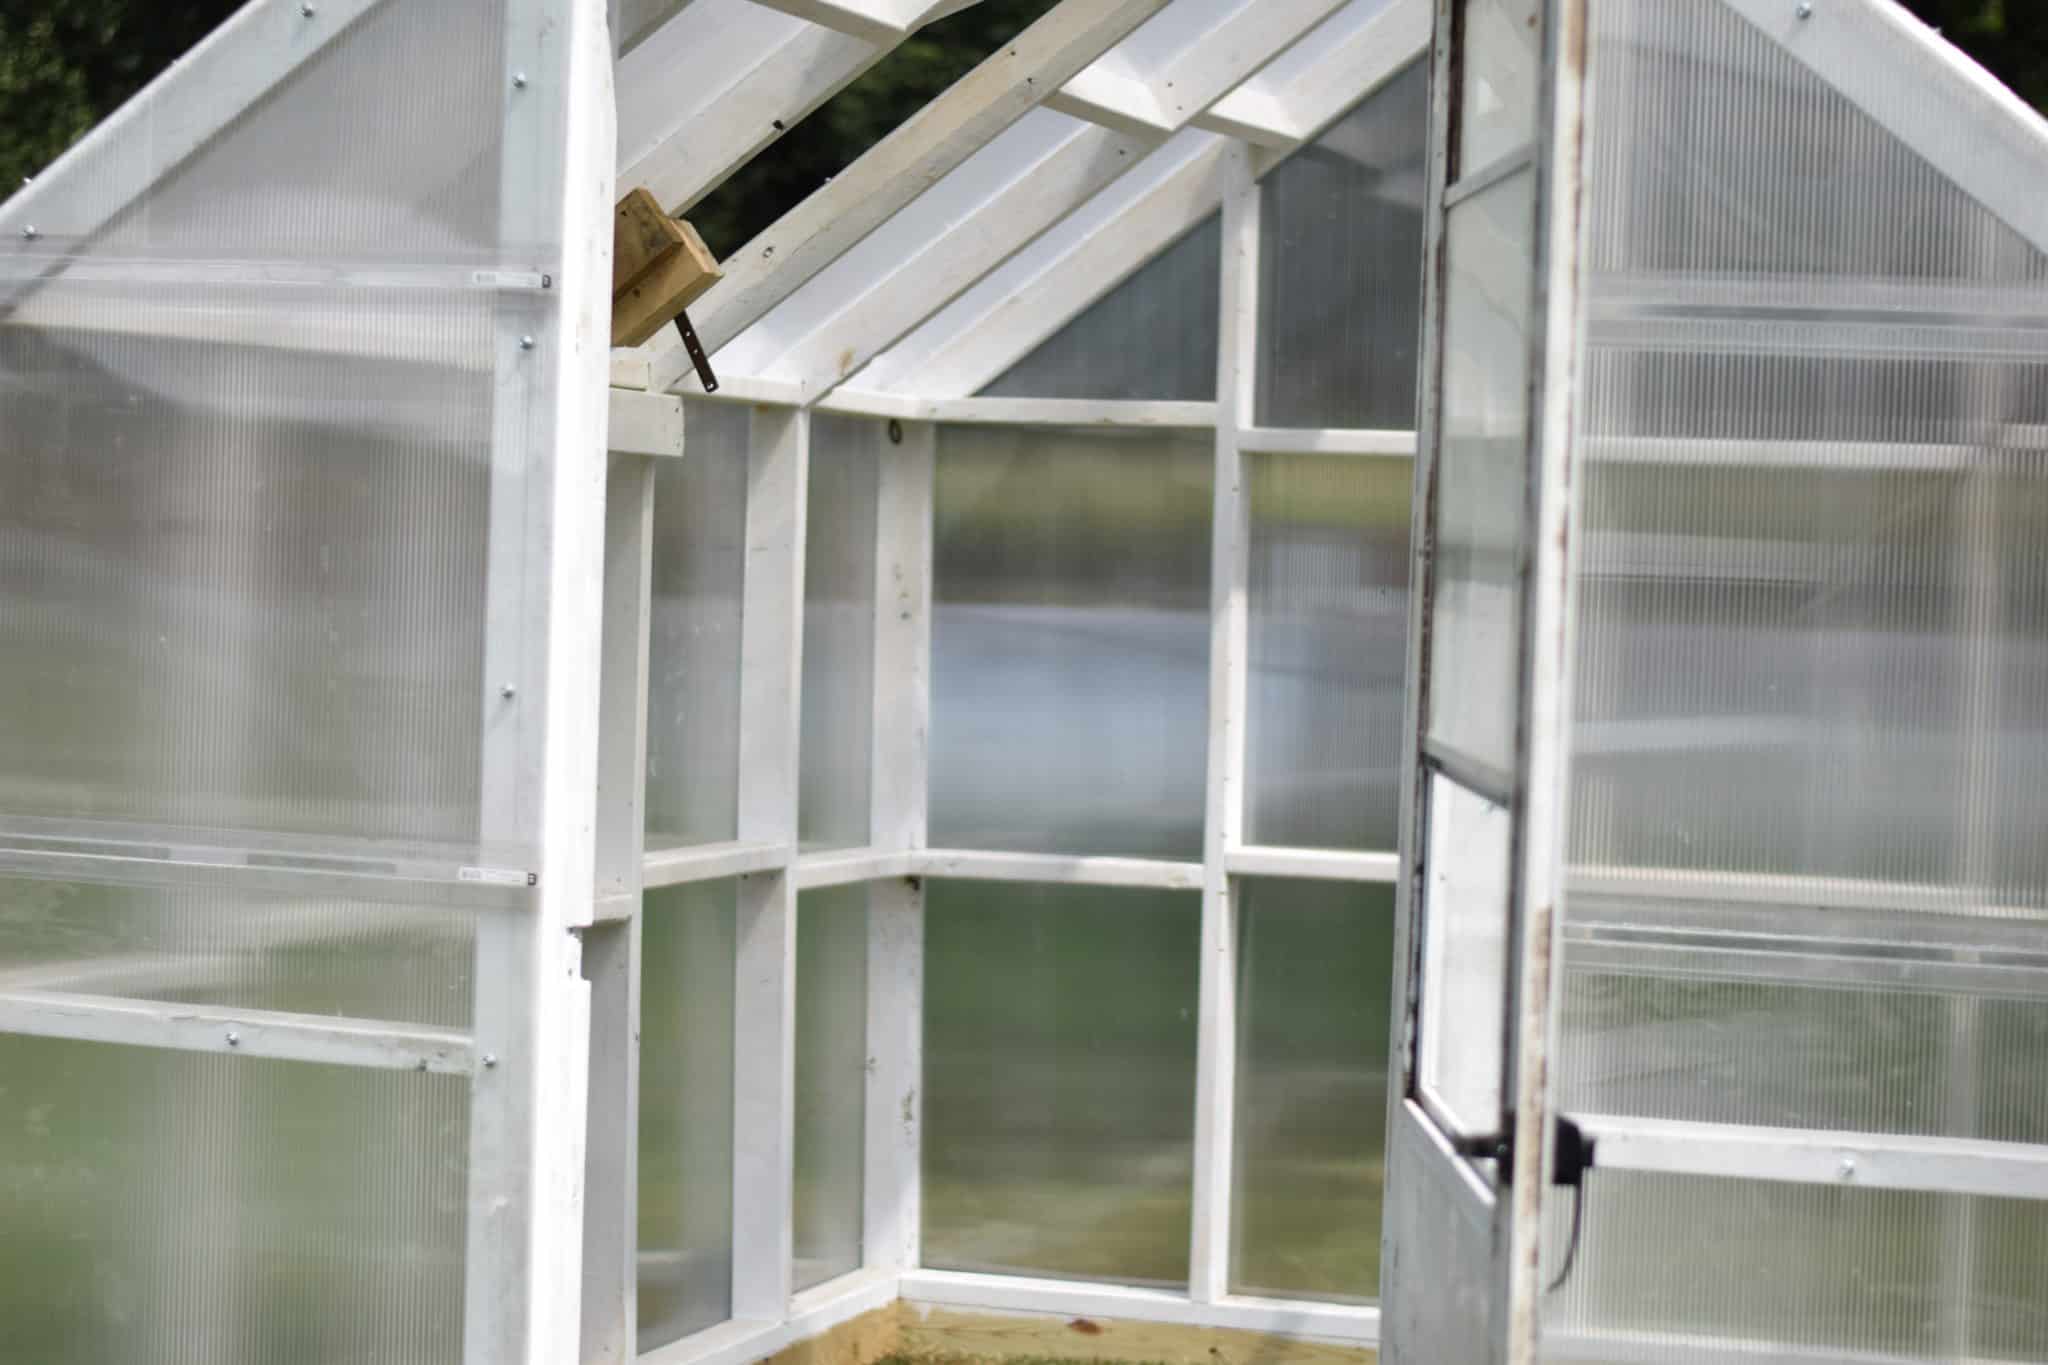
21 226 38 241
300 2 316 16
512 71 529 89
225 1031 241 1047
500 683 517 700
1795 1 1813 16
519 335 535 351
1837 1155 1856 1181
482 1054 499 1070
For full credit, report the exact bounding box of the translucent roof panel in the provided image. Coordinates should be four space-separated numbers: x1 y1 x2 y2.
976 214 1221 402
1256 57 1429 429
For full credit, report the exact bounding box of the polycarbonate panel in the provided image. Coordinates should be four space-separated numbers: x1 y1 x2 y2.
0 1034 467 1364
0 876 472 1026
1244 454 1411 851
638 880 736 1351
1420 776 1511 1135
1544 1171 2048 1364
1426 169 1533 772
1457 0 1540 175
1560 965 2048 1146
1256 60 1428 430
794 886 867 1291
930 426 1211 859
1231 879 1394 1301
923 881 1199 1286
646 401 749 850
800 417 879 851
0 0 539 856
1568 0 2048 910
979 215 1219 402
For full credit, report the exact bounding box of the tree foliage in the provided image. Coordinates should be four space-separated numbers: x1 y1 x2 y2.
0 0 2041 250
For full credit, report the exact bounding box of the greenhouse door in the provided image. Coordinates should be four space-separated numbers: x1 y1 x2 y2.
1379 1 1591 1363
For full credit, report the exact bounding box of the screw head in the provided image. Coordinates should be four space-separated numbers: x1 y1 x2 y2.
300 2 316 16
225 1031 241 1047
519 335 535 352
482 1054 498 1070
1837 1155 1856 1180
1795 1 1813 16
500 683 517 699
512 71 529 89
21 226 38 241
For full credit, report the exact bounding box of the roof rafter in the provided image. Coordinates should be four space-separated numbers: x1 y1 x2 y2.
680 0 1379 401
681 0 1175 360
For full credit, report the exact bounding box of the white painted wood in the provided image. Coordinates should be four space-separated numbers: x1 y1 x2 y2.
869 421 936 851
899 1269 1380 1345
728 405 809 1324
834 396 1218 426
611 352 653 389
793 849 920 889
693 115 1163 396
0 989 474 1074
671 371 811 407
1237 426 1418 457
679 0 1174 356
616 1 876 215
637 1269 901 1365
583 449 656 1364
861 418 933 1276
1580 1114 2048 1202
644 840 793 887
0 0 385 251
608 388 686 457
738 407 810 842
1718 0 2048 257
1226 846 1400 883
858 133 1230 397
1045 66 1172 136
465 4 611 1362
1237 0 1432 179
746 0 906 44
918 850 1204 889
517 7 614 1363
863 878 924 1272
713 0 1370 403
1188 144 1256 1305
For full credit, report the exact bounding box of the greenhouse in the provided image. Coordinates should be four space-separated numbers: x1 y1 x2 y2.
1 0 2044 1362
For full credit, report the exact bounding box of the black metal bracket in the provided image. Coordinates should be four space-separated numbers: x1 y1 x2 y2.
1448 1115 1597 1187
674 310 718 393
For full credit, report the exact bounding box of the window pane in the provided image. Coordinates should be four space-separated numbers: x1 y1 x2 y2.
0 0 532 856
0 876 472 1027
980 215 1219 402
800 417 880 851
1245 454 1411 851
646 401 748 850
1560 966 2048 1146
1457 0 1540 175
1231 879 1394 1302
0 1036 467 1364
923 882 1199 1286
931 426 1211 859
1419 776 1511 1135
1546 1173 2048 1362
1256 60 1428 430
1426 168 1533 772
637 880 736 1350
794 886 867 1290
